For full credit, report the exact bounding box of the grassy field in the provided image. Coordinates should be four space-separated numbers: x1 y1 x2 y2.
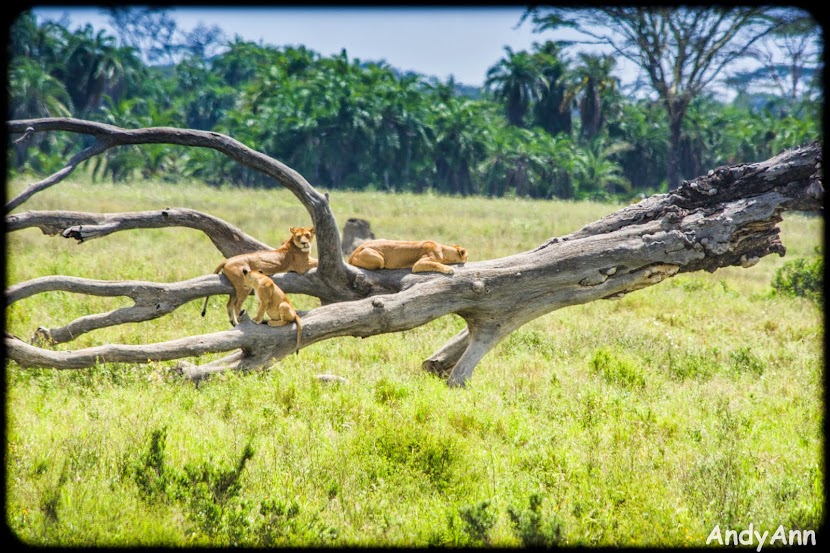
4 177 824 546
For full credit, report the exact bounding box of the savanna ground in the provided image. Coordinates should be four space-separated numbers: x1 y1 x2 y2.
4 177 824 546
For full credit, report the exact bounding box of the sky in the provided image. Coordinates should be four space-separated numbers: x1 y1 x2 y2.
28 6 635 88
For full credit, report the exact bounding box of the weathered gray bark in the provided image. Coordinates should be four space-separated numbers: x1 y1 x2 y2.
6 208 270 257
4 117 822 386
341 218 375 257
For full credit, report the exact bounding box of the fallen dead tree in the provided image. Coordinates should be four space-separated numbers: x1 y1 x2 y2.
4 118 823 386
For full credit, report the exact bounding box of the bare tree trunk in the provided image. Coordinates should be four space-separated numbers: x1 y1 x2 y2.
4 118 823 386
667 112 684 191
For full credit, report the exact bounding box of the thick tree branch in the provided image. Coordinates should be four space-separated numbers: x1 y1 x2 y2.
6 274 227 344
4 264 453 345
6 208 271 257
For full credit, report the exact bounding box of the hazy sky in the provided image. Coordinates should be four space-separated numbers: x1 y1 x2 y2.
29 6 630 87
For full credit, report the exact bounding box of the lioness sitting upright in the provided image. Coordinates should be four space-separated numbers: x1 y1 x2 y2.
243 268 303 354
348 239 467 274
202 226 317 326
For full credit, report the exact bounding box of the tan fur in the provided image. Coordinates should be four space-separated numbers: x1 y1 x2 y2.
348 239 467 274
243 269 303 354
202 227 317 326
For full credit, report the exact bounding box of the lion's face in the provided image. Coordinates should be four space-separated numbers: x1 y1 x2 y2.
289 226 315 253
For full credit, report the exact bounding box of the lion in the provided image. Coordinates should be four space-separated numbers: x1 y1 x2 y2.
347 239 467 274
243 269 303 354
202 226 317 326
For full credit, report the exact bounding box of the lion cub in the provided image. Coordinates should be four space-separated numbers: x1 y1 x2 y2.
348 239 467 274
202 226 317 326
243 269 303 354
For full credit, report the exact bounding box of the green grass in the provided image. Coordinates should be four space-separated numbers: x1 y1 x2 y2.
4 177 824 546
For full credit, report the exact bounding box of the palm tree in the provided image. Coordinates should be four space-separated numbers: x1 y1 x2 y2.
485 47 541 127
89 97 146 182
7 58 75 171
531 41 572 137
607 100 669 192
9 11 68 62
8 58 73 119
572 136 633 199
300 53 378 189
429 97 492 195
562 53 619 141
59 24 139 115
480 126 549 197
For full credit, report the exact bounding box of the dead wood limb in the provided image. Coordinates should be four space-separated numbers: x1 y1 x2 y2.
5 139 112 214
6 208 271 257
6 274 228 344
6 326 248 370
4 266 433 345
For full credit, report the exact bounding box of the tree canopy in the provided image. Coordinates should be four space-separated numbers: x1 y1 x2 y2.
520 6 822 190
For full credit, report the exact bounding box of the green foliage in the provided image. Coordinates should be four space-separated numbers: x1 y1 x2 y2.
665 349 716 381
7 10 821 199
589 347 646 389
256 498 338 546
130 427 174 501
370 422 460 492
728 346 765 376
456 500 497 545
771 254 823 303
126 427 317 545
507 493 564 547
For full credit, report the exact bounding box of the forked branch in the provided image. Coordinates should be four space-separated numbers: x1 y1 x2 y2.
6 118 353 291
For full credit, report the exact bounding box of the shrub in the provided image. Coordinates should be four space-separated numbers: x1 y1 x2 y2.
728 346 765 377
589 348 646 389
771 255 823 303
457 500 497 545
507 493 564 547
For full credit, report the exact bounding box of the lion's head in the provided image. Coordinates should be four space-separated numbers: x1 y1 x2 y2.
449 245 468 263
288 226 315 253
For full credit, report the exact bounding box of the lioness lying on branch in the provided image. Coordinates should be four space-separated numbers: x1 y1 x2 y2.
202 226 317 326
348 239 468 274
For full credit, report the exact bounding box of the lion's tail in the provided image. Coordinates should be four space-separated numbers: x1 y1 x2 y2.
201 260 227 317
295 315 303 355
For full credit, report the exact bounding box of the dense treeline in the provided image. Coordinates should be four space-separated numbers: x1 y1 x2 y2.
6 10 822 200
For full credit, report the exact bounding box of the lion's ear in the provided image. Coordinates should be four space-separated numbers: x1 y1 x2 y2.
310 227 315 235
289 226 297 234
242 268 249 275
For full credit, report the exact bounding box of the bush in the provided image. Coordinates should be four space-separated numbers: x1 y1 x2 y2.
507 493 564 547
589 348 646 390
457 500 497 545
771 255 823 303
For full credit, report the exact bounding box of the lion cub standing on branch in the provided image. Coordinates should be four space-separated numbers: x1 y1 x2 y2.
243 269 303 353
202 226 317 326
348 239 467 274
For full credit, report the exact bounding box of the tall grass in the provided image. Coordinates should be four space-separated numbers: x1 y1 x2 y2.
5 177 824 546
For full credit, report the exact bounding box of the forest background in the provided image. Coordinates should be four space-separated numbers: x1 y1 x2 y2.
7 7 823 200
